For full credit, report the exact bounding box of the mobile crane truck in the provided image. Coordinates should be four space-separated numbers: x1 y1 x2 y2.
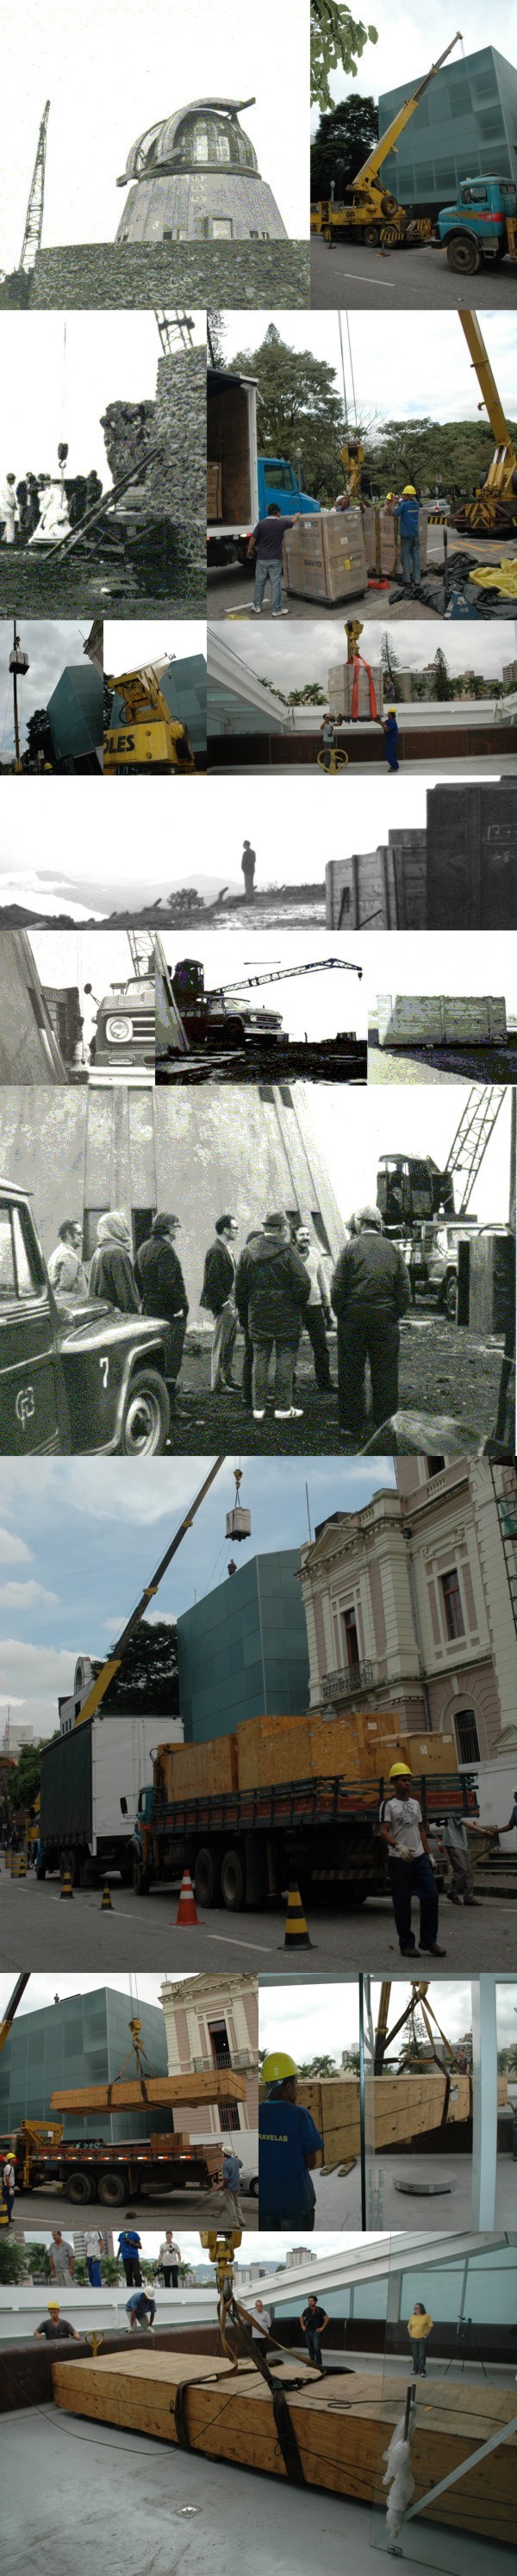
155 953 364 1065
103 663 196 772
311 33 462 248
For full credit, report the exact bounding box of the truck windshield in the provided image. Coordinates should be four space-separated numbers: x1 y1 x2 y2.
263 464 297 493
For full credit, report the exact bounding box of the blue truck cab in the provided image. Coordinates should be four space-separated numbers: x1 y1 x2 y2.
256 457 320 517
436 176 517 273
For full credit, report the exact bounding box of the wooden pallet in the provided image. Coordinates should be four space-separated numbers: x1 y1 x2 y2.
49 2072 247 2113
294 2073 472 2162
52 2354 517 2542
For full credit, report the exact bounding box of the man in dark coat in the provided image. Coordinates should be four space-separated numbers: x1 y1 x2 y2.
332 1205 411 1441
235 1212 310 1421
88 1211 140 1314
135 1213 189 1402
200 1215 239 1391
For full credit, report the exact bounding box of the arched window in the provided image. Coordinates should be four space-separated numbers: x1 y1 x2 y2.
454 1708 481 1765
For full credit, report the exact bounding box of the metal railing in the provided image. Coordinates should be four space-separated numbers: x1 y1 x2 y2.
189 2050 257 2075
321 1658 377 1702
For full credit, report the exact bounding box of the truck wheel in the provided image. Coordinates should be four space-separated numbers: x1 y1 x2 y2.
120 1371 171 1457
133 1857 151 1895
381 225 399 247
221 1846 245 1911
446 236 480 273
97 2171 127 2207
194 1845 221 1907
223 1017 246 1048
364 227 379 246
66 2170 94 2206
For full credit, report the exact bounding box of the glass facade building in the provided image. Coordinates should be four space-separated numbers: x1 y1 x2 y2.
0 1987 171 2144
46 664 103 770
377 46 517 209
177 1549 309 1741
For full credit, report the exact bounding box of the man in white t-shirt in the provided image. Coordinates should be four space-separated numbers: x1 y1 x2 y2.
379 1764 446 1958
84 2230 103 2287
295 1229 333 1392
245 2297 271 2355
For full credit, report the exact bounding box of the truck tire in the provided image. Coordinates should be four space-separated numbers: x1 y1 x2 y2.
66 2170 94 2206
194 1845 221 1907
221 1846 245 1911
446 234 481 274
381 224 399 246
223 1017 246 1049
119 1370 171 1457
133 1856 151 1895
97 2171 127 2207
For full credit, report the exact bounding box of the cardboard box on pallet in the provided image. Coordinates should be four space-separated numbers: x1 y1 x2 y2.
283 508 368 604
327 660 383 719
363 504 427 577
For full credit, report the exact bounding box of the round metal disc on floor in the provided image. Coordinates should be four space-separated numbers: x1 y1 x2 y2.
393 2176 456 2195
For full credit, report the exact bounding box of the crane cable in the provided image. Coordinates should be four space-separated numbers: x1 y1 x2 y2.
337 313 348 438
346 314 358 429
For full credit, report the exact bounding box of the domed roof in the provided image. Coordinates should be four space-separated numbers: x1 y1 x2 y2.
118 97 259 184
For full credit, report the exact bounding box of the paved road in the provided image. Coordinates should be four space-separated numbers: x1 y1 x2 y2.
310 233 517 309
0 1865 511 1973
208 524 517 625
10 2187 258 2231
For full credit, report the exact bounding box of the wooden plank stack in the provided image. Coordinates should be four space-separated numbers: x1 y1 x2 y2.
49 2070 247 2114
51 2352 517 2541
158 1735 240 1800
290 2070 473 2161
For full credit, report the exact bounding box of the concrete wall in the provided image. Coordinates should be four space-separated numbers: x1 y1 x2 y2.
28 244 309 310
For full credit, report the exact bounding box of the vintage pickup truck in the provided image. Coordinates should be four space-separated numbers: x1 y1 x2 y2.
0 1180 171 1455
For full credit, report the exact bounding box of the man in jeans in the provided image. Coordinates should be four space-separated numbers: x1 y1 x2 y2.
247 503 291 615
378 1764 446 1958
300 2293 330 2370
235 1212 310 1422
117 2227 142 2287
393 486 420 587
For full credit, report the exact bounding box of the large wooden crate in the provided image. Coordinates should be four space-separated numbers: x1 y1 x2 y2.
163 1736 239 1800
51 2352 517 2540
50 2071 247 2114
292 2070 472 2162
236 1714 312 1789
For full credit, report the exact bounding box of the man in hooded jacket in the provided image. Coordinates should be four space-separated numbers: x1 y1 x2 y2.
235 1213 310 1421
88 1211 140 1314
332 1205 411 1440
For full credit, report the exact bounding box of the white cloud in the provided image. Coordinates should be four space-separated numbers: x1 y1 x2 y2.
0 1581 60 1608
0 1639 75 1735
0 1526 32 1564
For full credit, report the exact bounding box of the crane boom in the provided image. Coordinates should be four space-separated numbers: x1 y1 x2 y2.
74 1457 227 1727
458 312 515 460
446 1086 504 1210
352 34 462 190
19 102 50 272
205 956 363 997
0 1974 30 2056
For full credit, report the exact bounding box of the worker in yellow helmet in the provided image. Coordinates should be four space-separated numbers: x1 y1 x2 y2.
258 2050 323 2231
383 705 400 773
378 1763 446 1958
394 483 420 588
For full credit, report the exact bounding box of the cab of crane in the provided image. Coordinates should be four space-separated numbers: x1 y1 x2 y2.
171 958 205 1003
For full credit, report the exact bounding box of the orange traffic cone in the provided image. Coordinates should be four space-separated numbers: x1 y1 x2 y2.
175 1869 199 1926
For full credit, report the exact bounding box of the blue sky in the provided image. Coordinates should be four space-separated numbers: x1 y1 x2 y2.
0 1456 396 1740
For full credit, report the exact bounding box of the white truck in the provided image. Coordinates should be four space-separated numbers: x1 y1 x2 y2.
377 994 508 1048
207 364 321 567
37 1713 182 1886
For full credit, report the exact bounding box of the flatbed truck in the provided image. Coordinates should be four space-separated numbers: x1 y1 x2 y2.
132 1767 477 1911
0 2120 222 2207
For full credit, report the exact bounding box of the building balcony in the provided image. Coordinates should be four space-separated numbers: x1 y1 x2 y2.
189 2050 257 2075
321 1658 379 1703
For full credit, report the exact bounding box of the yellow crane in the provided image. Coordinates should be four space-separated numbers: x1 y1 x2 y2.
103 663 196 773
452 312 517 533
311 34 462 248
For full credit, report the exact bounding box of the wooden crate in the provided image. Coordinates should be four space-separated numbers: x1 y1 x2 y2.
236 1714 312 1790
294 2071 472 2162
165 1736 239 1800
50 2071 246 2113
51 2353 517 2539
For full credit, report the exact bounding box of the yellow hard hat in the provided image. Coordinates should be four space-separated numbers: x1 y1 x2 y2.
389 1762 413 1778
261 2050 297 2084
402 484 416 495
47 2300 59 2311
387 706 397 716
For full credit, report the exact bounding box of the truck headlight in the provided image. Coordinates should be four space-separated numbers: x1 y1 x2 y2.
105 1016 134 1043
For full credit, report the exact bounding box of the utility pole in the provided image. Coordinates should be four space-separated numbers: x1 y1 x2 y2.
9 624 29 774
19 102 50 272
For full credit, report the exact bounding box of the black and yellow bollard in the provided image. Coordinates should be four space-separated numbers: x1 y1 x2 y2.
280 1881 313 1950
0 2200 9 2228
101 1883 112 1911
18 1855 27 1878
60 1870 74 1900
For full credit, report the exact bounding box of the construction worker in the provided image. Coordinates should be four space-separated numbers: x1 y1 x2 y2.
2 2153 16 2223
439 1812 481 1907
258 2051 323 2231
378 1764 446 1958
126 2288 156 2332
320 716 337 771
49 2228 75 2286
155 2231 182 2287
247 503 290 617
117 2226 143 2287
214 2144 245 2225
241 841 256 902
393 486 420 588
34 2304 79 2341
300 2293 330 2370
332 1206 411 1443
383 706 400 772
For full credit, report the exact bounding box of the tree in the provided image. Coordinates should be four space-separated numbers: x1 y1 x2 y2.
102 1617 178 1716
24 709 54 769
25 2240 52 2280
297 2053 340 2076
207 313 226 365
230 326 346 501
0 2238 29 2283
4 1740 48 1818
311 95 377 196
287 683 329 706
365 414 517 500
380 631 403 692
428 648 455 703
311 3 377 111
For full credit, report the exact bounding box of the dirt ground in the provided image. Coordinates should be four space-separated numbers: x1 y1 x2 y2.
166 1316 506 1453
